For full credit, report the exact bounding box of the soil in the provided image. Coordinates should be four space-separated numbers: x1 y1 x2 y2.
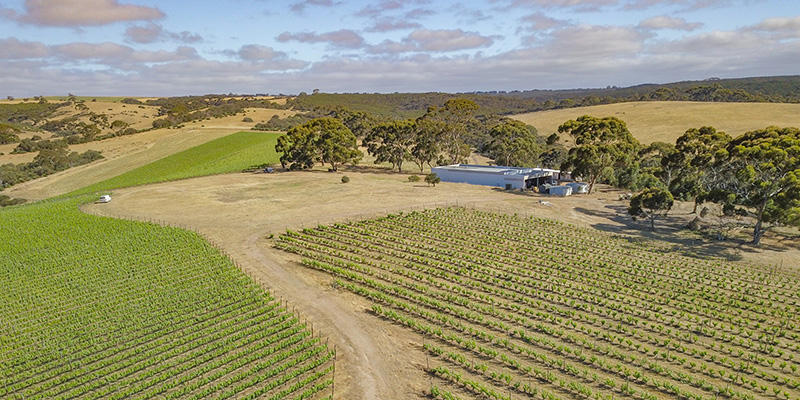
84 168 800 399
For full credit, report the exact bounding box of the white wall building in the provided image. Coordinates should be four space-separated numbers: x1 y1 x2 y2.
431 164 562 190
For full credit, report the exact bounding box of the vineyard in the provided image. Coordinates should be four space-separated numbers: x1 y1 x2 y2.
0 195 334 399
276 207 800 400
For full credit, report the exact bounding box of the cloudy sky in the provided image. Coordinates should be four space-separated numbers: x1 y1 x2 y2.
1 0 798 97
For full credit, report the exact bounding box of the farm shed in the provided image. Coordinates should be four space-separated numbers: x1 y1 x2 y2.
431 164 561 190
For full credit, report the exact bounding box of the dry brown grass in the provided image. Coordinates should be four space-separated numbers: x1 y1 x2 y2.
5 126 246 200
1 99 298 197
512 101 800 144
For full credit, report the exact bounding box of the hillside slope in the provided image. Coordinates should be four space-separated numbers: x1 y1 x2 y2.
512 101 800 144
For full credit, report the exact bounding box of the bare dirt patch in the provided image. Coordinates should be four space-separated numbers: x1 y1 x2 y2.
84 169 800 399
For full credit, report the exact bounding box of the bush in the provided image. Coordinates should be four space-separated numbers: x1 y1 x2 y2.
408 175 420 182
425 173 441 187
242 117 253 123
341 175 350 184
0 195 26 207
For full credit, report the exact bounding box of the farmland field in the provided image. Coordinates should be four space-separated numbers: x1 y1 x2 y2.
276 207 800 400
71 130 281 196
512 101 800 145
0 195 334 399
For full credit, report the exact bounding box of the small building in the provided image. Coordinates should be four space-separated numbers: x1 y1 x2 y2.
547 185 573 196
431 164 561 190
565 182 589 194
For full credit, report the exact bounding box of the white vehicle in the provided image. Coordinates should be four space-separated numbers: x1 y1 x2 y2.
98 195 111 203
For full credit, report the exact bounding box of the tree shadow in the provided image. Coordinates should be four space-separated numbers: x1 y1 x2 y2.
573 204 799 262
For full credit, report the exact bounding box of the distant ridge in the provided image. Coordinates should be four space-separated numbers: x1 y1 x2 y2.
486 75 800 103
288 75 800 118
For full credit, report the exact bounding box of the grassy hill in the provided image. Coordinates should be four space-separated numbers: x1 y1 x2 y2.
71 130 281 196
512 101 800 144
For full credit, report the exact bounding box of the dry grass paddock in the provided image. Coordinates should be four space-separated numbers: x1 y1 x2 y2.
512 101 800 144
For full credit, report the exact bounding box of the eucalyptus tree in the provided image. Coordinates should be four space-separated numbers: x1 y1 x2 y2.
275 117 362 171
710 126 800 244
558 115 640 194
484 119 542 167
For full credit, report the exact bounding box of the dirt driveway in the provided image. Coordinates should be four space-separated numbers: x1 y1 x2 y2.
84 169 800 399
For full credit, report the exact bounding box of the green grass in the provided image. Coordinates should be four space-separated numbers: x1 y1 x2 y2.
0 195 334 399
72 130 281 195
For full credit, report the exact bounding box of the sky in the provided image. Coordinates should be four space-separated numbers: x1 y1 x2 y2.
1 0 799 97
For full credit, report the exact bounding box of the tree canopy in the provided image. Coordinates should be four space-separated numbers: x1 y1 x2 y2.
421 98 480 165
558 115 640 194
628 187 674 231
364 119 417 173
275 117 362 171
709 126 800 244
484 119 541 167
664 126 732 208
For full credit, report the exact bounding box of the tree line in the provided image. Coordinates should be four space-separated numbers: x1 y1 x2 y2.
283 76 800 122
274 99 567 174
274 98 798 245
556 115 799 244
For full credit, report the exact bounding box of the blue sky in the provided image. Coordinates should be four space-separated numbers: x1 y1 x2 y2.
1 0 799 96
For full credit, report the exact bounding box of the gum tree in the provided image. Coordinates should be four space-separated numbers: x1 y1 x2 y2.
558 115 640 194
276 117 362 171
711 126 800 244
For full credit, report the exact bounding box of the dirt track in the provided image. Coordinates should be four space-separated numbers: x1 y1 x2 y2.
84 169 800 399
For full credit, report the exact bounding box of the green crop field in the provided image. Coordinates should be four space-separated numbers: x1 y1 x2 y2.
0 195 334 399
72 131 281 196
276 207 800 400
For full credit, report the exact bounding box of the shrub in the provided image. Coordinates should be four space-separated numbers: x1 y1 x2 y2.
242 117 253 123
425 173 441 187
341 175 350 184
408 175 420 182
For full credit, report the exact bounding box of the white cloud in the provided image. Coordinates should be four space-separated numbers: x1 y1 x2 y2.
746 15 800 38
276 29 365 48
519 12 570 32
365 17 422 32
125 23 202 44
290 0 341 13
0 38 49 59
408 29 495 52
369 29 495 54
10 0 163 27
52 42 198 67
638 15 703 31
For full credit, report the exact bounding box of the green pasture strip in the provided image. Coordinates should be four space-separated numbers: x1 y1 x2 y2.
71 131 281 196
0 196 332 399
